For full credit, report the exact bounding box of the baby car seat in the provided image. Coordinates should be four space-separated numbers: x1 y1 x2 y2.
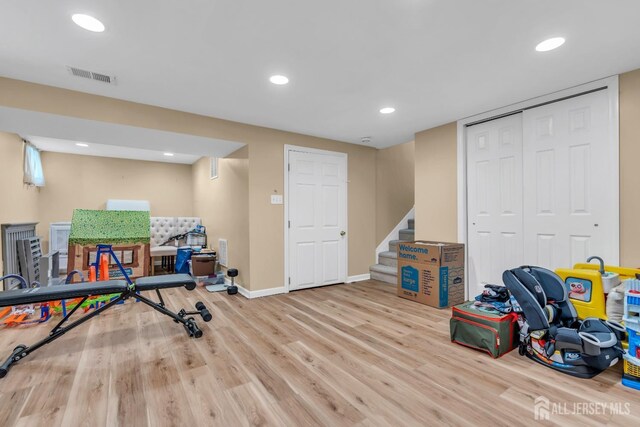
503 266 625 378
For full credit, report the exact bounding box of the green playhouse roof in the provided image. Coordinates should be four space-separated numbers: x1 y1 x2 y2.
69 209 150 245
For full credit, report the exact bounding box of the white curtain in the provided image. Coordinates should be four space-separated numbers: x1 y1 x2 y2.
23 141 45 187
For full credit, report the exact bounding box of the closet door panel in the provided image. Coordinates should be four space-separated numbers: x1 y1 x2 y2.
466 114 524 296
522 89 615 268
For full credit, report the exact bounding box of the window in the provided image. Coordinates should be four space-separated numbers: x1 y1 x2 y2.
210 157 218 180
23 141 45 187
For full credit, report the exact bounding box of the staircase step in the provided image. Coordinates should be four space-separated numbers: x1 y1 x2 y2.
369 264 397 285
378 251 397 267
389 239 411 252
408 218 414 230
399 229 415 241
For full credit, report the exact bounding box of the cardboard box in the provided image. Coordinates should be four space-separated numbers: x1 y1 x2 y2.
397 241 465 308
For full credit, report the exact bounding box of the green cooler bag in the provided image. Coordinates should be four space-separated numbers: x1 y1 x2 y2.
450 301 519 358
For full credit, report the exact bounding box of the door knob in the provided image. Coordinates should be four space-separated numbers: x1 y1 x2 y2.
340 231 346 236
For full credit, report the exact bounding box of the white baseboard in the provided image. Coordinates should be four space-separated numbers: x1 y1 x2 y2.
236 284 251 299
347 274 370 283
376 207 415 258
247 286 287 298
228 276 368 298
225 278 286 299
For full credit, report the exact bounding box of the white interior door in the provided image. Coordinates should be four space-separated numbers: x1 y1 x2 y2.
288 149 347 291
466 114 524 297
523 89 617 268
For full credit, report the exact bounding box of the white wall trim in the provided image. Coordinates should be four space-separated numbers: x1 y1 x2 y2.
375 207 414 258
283 144 348 294
347 273 370 283
243 286 287 299
456 75 621 299
607 76 620 267
225 277 286 299
456 119 468 301
283 145 290 294
236 284 251 299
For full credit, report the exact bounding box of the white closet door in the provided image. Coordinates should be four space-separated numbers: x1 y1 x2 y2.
523 89 616 268
466 114 524 296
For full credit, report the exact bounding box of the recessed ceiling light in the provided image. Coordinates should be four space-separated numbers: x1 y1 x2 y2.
71 14 105 32
163 152 174 157
535 37 565 52
379 107 396 114
269 75 289 85
75 143 89 147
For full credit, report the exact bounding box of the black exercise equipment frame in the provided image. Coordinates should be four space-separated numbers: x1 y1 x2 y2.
0 287 210 378
135 292 204 338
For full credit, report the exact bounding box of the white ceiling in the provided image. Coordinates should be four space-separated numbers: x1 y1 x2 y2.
2 1 640 148
0 106 244 163
27 136 201 165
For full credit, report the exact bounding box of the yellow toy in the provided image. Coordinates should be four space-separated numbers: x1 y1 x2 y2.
555 256 640 320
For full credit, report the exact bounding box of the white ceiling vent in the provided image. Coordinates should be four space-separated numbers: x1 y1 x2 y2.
67 66 117 85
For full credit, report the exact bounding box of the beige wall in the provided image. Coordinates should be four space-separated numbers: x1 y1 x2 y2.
0 78 377 291
5 67 639 287
247 133 377 290
192 147 250 286
0 132 40 272
375 140 415 244
620 69 640 266
412 68 640 266
37 151 193 252
414 123 458 242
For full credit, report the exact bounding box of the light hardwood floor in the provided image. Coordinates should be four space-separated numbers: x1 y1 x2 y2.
0 280 638 426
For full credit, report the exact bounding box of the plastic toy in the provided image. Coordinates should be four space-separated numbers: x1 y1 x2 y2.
555 256 640 320
56 246 133 315
0 275 51 326
623 353 640 390
17 246 134 322
624 279 640 331
99 253 110 280
1 245 135 326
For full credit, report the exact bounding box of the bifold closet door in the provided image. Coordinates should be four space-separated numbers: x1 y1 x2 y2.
522 89 616 268
466 113 524 297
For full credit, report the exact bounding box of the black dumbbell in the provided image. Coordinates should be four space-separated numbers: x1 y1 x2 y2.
195 301 212 322
227 268 238 295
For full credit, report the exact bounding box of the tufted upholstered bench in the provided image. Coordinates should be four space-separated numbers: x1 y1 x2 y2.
149 217 201 274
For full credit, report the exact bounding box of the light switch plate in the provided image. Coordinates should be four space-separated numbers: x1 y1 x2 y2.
271 194 283 204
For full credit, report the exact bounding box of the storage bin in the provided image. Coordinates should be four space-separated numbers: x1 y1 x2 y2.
192 254 216 276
